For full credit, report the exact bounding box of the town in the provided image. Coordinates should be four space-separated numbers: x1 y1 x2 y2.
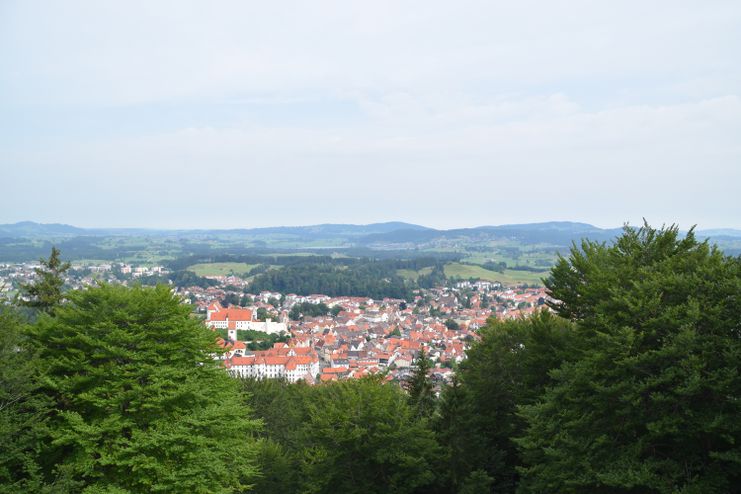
1 260 549 386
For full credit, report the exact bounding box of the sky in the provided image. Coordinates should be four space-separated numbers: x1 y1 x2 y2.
1 0 740 230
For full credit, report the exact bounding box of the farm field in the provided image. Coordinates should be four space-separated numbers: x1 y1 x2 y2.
443 262 548 285
396 266 433 281
186 262 257 277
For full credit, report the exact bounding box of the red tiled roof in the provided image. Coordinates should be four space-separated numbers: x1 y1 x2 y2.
209 307 254 322
323 367 349 374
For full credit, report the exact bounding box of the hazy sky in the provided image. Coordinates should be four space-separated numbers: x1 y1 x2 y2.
1 1 740 229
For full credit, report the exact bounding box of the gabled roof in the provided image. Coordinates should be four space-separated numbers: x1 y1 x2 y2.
208 307 254 322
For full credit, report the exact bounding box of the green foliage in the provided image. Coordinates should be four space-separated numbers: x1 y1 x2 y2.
405 347 435 419
458 469 495 494
482 261 507 273
246 334 289 351
215 328 288 350
250 261 415 300
240 378 310 448
238 329 272 341
31 284 260 493
169 269 218 288
221 292 240 307
444 318 460 331
417 264 447 289
433 375 477 492
255 307 270 321
0 307 60 493
442 311 576 493
252 439 300 494
20 246 70 314
288 302 330 320
302 377 438 494
242 377 439 494
429 306 443 318
519 224 741 493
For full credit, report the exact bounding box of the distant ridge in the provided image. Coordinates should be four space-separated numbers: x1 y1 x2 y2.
0 221 432 238
192 221 432 236
1 220 738 263
0 221 86 237
1 220 737 241
358 221 625 246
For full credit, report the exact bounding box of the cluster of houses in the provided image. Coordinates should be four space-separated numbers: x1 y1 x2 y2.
199 285 549 385
1 260 549 387
0 262 169 297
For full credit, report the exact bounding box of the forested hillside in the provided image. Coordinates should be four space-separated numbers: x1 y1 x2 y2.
247 258 441 299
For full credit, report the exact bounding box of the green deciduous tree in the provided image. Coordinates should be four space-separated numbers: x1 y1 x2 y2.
251 439 300 494
444 319 459 331
301 377 439 494
21 246 70 314
241 378 311 494
447 311 576 493
255 307 270 321
242 377 441 494
0 307 61 493
518 224 741 493
31 284 260 493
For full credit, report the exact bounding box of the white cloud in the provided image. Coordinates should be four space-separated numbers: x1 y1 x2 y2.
2 1 740 104
4 93 739 228
0 0 740 228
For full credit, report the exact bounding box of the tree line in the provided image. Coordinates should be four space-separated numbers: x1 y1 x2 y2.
247 261 418 300
165 254 450 297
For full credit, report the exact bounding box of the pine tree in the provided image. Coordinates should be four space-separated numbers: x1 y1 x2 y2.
406 346 435 419
433 375 481 492
458 469 494 494
21 246 70 314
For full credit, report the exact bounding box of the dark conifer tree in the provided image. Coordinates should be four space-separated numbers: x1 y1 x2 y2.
406 347 436 419
20 246 70 314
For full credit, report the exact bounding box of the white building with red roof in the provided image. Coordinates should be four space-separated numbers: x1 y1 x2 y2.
225 344 320 382
206 301 287 338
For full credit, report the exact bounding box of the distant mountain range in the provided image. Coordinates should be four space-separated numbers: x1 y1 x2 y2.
0 221 88 237
1 221 738 263
1 221 740 243
0 221 430 238
359 222 630 247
